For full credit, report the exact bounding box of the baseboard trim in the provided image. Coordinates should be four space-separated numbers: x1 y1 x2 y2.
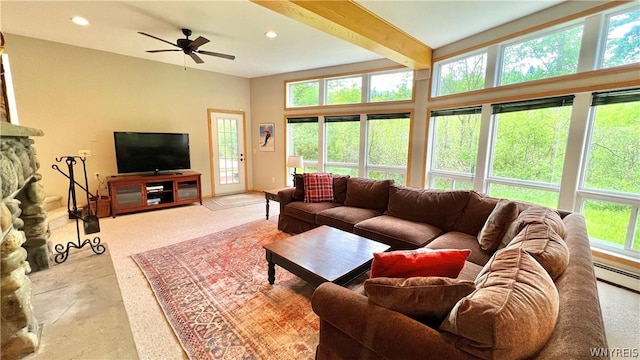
594 262 640 294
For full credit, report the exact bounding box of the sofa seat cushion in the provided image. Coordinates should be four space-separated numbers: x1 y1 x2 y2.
316 206 381 233
354 215 443 250
284 201 342 224
457 261 483 281
440 247 559 360
386 186 470 229
506 223 570 280
344 178 393 212
364 276 476 322
426 232 491 267
451 191 499 236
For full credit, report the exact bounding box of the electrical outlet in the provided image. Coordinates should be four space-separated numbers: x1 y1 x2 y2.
94 172 100 179
79 149 91 157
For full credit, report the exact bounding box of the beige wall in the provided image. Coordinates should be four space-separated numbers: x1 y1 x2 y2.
5 34 251 202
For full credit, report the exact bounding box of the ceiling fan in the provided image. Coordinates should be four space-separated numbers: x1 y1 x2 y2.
138 28 235 64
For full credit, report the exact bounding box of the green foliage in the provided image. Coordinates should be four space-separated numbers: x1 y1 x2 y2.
368 119 409 166
326 122 359 162
604 8 640 67
501 25 582 85
493 107 570 183
434 114 480 172
290 123 318 161
327 78 361 105
438 54 486 96
585 102 640 194
290 81 319 107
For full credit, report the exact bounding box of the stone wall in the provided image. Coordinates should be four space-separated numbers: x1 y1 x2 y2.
1 122 47 360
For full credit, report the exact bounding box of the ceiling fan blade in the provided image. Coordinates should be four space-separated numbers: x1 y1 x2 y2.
189 36 209 49
138 32 178 48
196 50 235 60
146 49 182 53
189 53 205 64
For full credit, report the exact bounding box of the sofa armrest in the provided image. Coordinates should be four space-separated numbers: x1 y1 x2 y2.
277 187 297 211
311 282 472 360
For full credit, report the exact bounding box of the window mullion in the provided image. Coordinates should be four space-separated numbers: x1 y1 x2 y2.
558 93 592 211
474 104 493 192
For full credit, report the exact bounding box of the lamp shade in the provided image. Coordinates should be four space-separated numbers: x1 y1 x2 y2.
287 155 303 168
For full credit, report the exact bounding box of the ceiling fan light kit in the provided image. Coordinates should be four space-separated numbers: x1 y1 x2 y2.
138 28 235 64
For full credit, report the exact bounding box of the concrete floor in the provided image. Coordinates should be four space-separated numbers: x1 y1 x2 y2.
24 244 138 360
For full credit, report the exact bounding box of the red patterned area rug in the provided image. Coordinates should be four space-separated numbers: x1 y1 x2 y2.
132 220 320 359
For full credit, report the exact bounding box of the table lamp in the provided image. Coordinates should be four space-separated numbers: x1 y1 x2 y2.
287 155 303 185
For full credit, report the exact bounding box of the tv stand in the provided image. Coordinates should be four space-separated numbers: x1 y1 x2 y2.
107 171 202 217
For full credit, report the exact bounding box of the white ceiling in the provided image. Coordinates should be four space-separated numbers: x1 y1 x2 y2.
1 1 565 78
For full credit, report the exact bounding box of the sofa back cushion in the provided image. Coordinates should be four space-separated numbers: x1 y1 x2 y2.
499 205 567 248
476 199 519 252
344 178 393 212
293 173 349 203
506 223 569 280
364 277 476 321
440 247 559 360
386 186 470 229
451 191 499 236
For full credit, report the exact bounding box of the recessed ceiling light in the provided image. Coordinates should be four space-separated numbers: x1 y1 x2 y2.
264 31 277 39
71 16 89 26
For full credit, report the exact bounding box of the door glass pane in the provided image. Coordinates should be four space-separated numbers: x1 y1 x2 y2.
602 7 640 68
217 117 239 185
500 24 583 85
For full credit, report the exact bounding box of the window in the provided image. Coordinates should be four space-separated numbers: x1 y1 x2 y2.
434 53 487 96
287 80 319 107
324 115 360 175
602 7 640 68
366 113 411 184
286 69 412 108
488 96 574 206
369 70 413 102
579 88 640 253
326 76 362 105
287 116 319 173
500 24 583 85
428 107 481 189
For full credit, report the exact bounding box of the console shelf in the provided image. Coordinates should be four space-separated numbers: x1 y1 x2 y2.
107 171 202 217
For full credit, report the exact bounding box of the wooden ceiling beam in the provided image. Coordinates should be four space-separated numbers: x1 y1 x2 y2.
251 0 432 70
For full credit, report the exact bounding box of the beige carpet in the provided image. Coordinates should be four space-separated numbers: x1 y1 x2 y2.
47 201 640 359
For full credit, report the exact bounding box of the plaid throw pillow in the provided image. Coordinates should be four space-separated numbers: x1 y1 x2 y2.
303 173 334 203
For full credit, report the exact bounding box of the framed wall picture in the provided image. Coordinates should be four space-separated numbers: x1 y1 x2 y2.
259 123 274 152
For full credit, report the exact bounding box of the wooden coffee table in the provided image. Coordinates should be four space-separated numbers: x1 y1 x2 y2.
263 225 390 287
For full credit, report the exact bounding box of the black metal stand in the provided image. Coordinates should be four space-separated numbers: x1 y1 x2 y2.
51 156 105 264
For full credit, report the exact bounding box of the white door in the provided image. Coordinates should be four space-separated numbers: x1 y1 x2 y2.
208 110 247 195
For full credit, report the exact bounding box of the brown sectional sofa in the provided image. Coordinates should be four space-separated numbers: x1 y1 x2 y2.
277 175 608 359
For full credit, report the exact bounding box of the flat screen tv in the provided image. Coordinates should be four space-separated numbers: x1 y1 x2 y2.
113 132 191 174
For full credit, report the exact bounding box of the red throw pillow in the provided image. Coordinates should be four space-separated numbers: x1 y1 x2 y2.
303 173 334 203
370 249 471 279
